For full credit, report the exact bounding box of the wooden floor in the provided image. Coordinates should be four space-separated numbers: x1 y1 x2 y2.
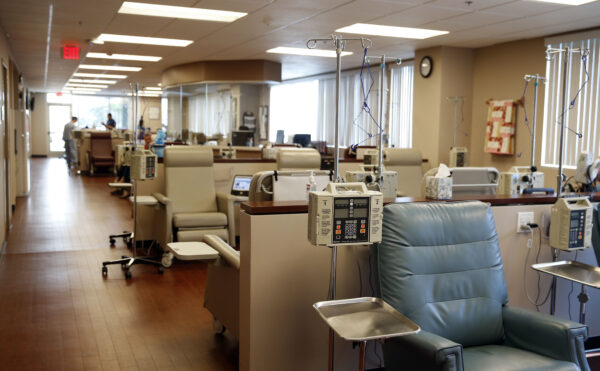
0 158 237 370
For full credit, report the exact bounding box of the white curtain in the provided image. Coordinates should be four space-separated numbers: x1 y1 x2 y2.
188 91 232 136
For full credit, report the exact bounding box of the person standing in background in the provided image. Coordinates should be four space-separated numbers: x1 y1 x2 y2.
63 116 78 170
103 113 116 130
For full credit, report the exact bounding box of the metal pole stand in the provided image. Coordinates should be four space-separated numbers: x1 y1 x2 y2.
577 285 589 324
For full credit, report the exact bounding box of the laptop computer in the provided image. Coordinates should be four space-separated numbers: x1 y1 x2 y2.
231 175 253 196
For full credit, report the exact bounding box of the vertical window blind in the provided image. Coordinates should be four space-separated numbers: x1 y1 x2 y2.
269 65 414 148
389 63 414 148
542 33 600 168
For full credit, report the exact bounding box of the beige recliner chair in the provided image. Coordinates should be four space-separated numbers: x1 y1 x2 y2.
277 148 321 170
153 146 233 250
383 148 423 197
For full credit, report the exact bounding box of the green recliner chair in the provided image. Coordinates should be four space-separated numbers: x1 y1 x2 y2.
376 201 590 371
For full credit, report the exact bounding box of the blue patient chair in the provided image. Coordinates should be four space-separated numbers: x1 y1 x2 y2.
376 201 590 371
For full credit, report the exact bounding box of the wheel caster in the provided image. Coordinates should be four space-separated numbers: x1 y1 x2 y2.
109 238 116 245
161 253 173 268
102 266 108 276
125 270 132 279
213 318 226 335
158 266 164 274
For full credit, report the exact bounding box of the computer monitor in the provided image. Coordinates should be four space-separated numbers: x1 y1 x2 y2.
276 130 285 144
231 130 254 146
231 175 252 196
293 134 311 147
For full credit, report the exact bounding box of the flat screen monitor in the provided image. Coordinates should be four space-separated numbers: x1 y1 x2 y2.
276 130 285 144
231 130 254 146
293 134 311 147
231 175 252 196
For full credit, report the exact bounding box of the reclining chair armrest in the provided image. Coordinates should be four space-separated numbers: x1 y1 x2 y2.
383 330 463 371
502 305 590 370
204 235 240 269
152 192 173 250
216 192 246 244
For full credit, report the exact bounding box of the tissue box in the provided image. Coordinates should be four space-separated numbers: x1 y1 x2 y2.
425 176 452 200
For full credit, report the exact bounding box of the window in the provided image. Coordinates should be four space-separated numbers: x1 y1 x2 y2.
389 63 414 148
269 66 413 148
46 93 132 130
542 32 600 168
269 80 318 141
188 90 232 136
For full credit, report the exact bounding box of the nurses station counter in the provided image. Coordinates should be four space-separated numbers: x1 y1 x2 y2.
236 193 600 371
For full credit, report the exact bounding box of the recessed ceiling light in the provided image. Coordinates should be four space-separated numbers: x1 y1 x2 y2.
66 83 109 89
266 47 352 58
529 0 595 4
69 79 117 84
64 87 102 92
86 52 162 62
336 23 448 39
127 92 161 97
79 64 141 72
118 1 247 22
144 87 162 91
73 72 127 79
93 33 193 47
63 91 96 95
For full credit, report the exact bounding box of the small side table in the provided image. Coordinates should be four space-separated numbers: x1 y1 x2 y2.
314 297 420 371
532 260 600 324
163 241 219 267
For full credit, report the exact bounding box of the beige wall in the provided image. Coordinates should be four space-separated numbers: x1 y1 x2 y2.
138 96 162 131
413 46 474 167
470 38 546 171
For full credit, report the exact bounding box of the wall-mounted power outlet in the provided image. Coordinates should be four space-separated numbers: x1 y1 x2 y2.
517 212 534 233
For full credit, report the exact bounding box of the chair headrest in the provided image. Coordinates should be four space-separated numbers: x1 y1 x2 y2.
277 148 321 170
164 146 213 167
383 148 422 166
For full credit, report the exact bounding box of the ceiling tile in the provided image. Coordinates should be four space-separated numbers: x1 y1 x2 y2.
372 4 471 27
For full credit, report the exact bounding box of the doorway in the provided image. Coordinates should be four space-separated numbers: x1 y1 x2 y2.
2 62 8 237
48 104 71 156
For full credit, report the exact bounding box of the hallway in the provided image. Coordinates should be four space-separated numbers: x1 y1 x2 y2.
0 158 237 370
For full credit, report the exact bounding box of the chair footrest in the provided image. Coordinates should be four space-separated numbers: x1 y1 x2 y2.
108 182 132 188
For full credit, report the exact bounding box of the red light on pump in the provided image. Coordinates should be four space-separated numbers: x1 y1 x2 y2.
62 45 80 60
56 92 63 96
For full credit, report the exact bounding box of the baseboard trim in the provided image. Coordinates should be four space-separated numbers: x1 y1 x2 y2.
31 154 47 158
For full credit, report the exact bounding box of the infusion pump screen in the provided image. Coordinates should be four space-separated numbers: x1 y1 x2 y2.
568 210 586 248
333 197 370 243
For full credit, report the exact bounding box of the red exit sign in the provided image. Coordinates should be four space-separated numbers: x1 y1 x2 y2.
62 45 80 60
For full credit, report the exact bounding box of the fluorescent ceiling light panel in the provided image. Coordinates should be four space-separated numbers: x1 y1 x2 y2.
86 52 161 62
118 1 247 22
63 91 96 95
267 47 352 58
73 72 127 79
64 88 102 92
336 23 448 39
144 87 162 91
529 0 595 4
79 64 141 72
93 33 192 47
69 79 117 84
66 83 109 88
127 92 161 97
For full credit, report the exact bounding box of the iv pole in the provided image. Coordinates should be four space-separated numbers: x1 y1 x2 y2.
446 96 464 148
523 74 546 172
365 55 402 188
544 45 588 315
306 34 371 371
